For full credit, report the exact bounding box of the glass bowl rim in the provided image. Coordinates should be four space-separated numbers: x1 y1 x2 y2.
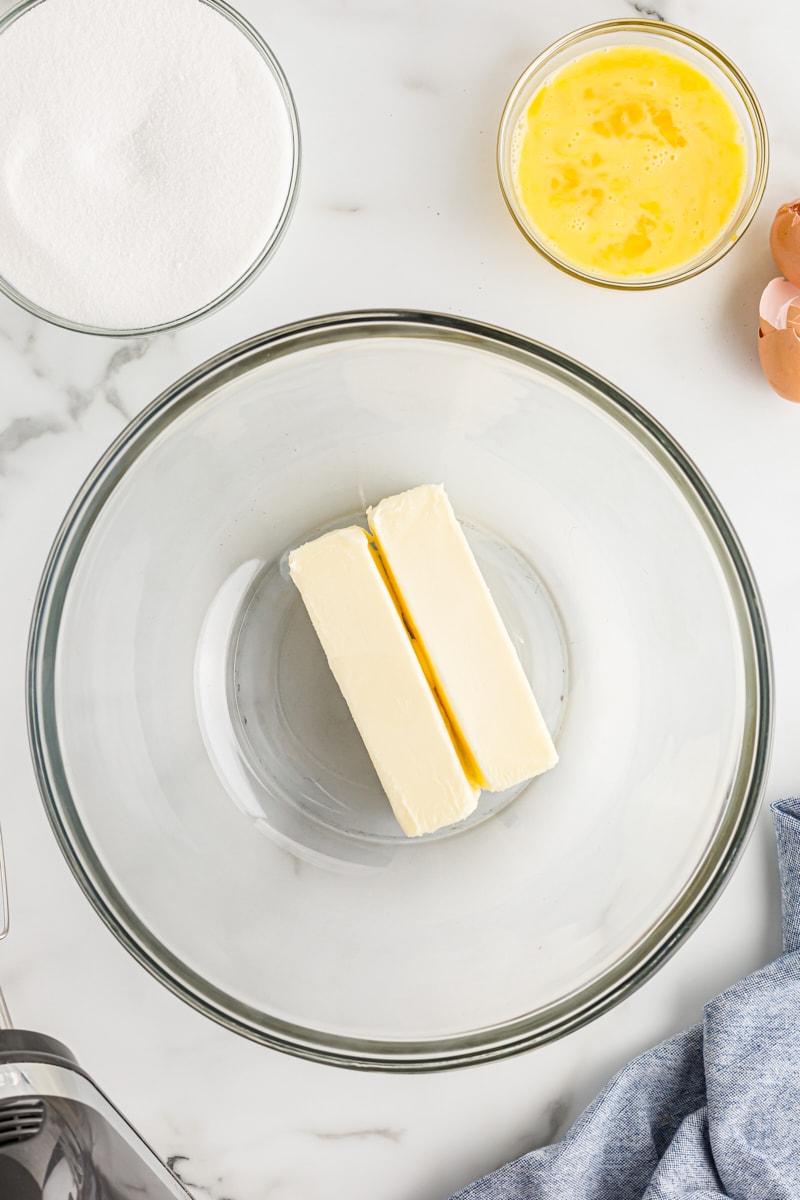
26 309 773 1071
0 0 301 338
496 18 770 291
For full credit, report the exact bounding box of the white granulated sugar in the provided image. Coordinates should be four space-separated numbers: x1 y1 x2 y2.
0 0 295 330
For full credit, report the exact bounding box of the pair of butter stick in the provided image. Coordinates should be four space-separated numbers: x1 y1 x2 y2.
288 484 558 837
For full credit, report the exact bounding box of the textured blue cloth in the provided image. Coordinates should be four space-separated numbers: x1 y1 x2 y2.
453 799 800 1200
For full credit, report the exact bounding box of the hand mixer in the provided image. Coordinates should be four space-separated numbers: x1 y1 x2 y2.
0 824 193 1199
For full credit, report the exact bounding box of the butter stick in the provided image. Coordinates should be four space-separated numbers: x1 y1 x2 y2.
288 526 479 836
368 485 558 791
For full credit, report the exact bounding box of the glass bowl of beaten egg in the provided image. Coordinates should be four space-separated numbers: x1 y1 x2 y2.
27 312 771 1069
498 20 768 288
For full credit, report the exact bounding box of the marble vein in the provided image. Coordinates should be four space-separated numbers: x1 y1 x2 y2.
309 1126 404 1142
167 1154 239 1200
627 1 666 19
541 1098 571 1146
0 415 66 472
403 77 440 96
0 323 154 457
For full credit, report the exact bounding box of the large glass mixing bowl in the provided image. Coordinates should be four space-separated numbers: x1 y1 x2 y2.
27 312 771 1070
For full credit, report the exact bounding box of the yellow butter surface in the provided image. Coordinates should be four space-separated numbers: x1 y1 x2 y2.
288 526 478 837
368 486 558 793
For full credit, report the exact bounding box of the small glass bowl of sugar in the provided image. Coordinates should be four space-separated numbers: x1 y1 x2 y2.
0 0 300 336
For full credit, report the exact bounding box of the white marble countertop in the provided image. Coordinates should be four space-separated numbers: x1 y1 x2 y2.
1 0 799 1196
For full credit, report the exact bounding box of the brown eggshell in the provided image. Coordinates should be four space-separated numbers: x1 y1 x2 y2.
770 200 800 287
758 318 800 402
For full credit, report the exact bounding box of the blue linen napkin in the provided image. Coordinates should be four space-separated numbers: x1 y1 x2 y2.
452 799 800 1200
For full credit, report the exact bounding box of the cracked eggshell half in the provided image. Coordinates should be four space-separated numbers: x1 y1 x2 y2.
770 199 800 287
758 277 800 403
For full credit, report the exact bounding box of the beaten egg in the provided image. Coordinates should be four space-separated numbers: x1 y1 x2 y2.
509 45 747 281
